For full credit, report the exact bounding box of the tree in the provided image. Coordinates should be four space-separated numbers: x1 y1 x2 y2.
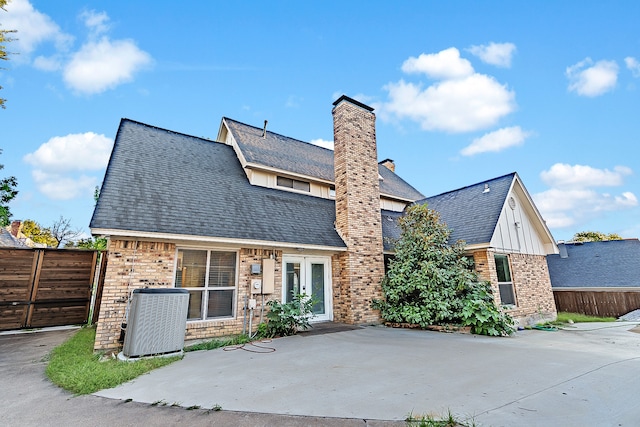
0 148 18 226
571 231 623 242
1 0 16 109
21 219 57 247
372 203 514 336
49 216 82 248
65 236 107 250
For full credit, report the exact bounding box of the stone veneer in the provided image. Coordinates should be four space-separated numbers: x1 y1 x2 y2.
94 238 282 352
472 250 557 326
331 96 385 324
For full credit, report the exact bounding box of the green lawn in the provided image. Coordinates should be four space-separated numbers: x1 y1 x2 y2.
554 312 617 324
46 326 180 395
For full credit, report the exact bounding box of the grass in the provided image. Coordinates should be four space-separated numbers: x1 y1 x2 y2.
46 326 181 395
406 410 474 427
554 312 616 324
183 334 250 352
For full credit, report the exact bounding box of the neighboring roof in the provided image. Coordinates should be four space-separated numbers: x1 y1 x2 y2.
0 228 28 248
547 239 640 288
90 119 346 249
417 173 516 246
222 118 425 201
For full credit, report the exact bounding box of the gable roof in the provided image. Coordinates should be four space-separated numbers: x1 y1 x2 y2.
0 227 29 248
222 118 425 202
90 119 346 249
418 173 516 246
547 239 640 288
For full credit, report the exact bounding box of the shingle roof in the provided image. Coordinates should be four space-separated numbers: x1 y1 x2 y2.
90 119 346 248
0 228 28 248
547 240 640 288
417 173 515 245
224 118 424 201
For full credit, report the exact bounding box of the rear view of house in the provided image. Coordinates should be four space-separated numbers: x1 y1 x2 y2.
91 96 556 351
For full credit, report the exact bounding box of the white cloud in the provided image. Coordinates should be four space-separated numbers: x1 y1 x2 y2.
383 74 515 133
467 42 516 68
5 1 151 94
3 0 73 57
460 126 530 156
80 10 110 36
625 57 640 78
540 163 632 189
401 48 474 79
24 132 113 200
309 138 334 150
63 37 152 95
534 163 637 229
566 58 618 97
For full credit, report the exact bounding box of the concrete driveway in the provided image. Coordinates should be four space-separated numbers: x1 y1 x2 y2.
94 322 640 426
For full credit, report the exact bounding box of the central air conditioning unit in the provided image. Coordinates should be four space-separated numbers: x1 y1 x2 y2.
122 288 189 359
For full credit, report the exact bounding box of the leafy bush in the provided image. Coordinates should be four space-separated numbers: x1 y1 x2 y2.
372 204 514 336
260 294 314 338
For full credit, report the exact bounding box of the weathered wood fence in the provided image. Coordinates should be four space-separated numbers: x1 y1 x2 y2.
0 248 104 330
553 289 640 318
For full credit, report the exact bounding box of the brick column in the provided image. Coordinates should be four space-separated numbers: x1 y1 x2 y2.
332 95 384 324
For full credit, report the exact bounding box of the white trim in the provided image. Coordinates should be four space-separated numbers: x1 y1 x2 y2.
91 228 347 252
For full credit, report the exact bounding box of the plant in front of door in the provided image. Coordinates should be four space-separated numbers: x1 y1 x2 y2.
372 204 514 337
259 294 314 338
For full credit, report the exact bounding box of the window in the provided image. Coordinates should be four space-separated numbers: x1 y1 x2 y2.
277 176 310 192
494 254 516 306
175 249 237 320
329 185 336 198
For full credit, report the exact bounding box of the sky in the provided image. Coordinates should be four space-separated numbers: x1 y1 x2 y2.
1 0 639 242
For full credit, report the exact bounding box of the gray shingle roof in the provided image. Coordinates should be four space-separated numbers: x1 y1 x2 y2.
90 119 346 248
417 173 516 245
0 228 28 248
224 118 424 201
547 240 640 288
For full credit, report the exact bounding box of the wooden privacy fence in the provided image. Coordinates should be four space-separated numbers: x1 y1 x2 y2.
553 289 640 318
0 248 103 330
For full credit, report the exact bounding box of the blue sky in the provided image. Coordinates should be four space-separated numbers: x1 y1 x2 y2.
1 0 639 242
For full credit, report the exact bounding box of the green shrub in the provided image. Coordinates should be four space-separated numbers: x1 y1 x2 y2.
261 294 314 338
373 204 514 337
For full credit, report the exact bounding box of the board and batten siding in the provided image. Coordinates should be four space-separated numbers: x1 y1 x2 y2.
490 186 551 256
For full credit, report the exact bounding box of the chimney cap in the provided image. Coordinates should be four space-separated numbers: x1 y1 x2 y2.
332 95 374 112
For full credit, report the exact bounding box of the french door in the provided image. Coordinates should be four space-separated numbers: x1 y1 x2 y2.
282 256 332 322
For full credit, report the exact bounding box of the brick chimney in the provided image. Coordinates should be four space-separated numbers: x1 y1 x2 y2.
10 220 22 237
379 158 395 173
332 95 384 324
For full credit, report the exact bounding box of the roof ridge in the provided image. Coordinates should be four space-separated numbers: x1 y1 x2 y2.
223 117 333 152
121 118 215 143
424 171 516 200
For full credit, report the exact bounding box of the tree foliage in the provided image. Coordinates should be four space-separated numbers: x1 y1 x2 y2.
372 204 514 336
571 231 623 242
65 236 107 250
0 149 18 226
1 0 15 109
21 219 58 247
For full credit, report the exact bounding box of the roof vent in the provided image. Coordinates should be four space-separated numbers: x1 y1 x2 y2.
262 120 268 138
483 184 490 193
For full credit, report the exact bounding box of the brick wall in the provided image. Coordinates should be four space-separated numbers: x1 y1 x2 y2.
473 250 557 326
94 239 175 351
332 96 384 324
94 239 283 352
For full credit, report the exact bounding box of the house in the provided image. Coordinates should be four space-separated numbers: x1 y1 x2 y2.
3 220 47 248
91 96 556 351
547 239 640 317
0 226 28 248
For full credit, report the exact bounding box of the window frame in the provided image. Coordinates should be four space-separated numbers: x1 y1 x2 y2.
174 248 239 321
276 175 311 192
494 254 517 306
